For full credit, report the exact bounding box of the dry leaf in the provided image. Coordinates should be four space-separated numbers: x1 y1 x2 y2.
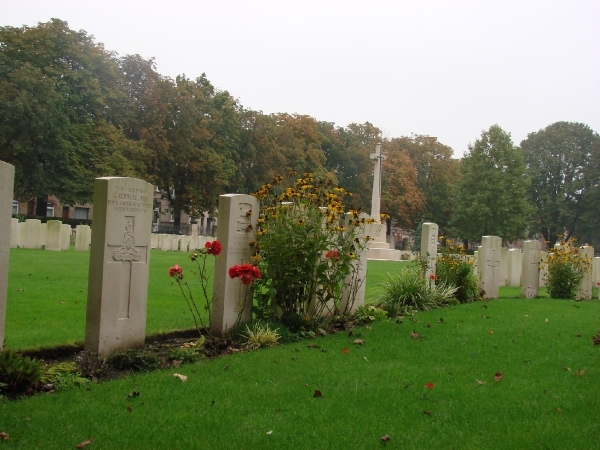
76 439 93 449
592 331 600 345
545 318 549 322
306 344 321 349
576 369 587 376
488 330 494 335
365 325 372 330
562 366 571 371
353 339 366 345
422 410 432 416
424 383 434 389
410 331 421 339
556 408 563 413
127 391 140 398
425 323 431 328
0 432 8 441
173 373 188 382
437 318 445 324
172 360 183 368
126 406 133 413
475 379 486 385
267 430 273 435
342 347 350 353
494 371 503 382
313 390 322 398
381 435 390 442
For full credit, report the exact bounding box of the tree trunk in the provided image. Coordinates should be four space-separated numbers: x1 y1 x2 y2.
35 197 47 216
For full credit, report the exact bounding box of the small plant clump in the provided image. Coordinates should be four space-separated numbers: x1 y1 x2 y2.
436 239 479 303
41 362 89 391
544 238 592 299
107 349 161 372
353 305 389 324
0 349 43 394
378 267 458 317
243 323 281 349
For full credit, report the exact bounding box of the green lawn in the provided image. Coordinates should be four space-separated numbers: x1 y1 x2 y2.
4 249 412 350
1 299 599 449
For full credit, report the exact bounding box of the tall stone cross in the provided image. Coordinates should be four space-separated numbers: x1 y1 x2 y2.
108 217 147 319
370 142 386 219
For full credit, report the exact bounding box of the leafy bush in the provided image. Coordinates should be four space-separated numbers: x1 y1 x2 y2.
0 349 43 393
243 323 281 349
107 349 161 372
436 242 479 303
251 173 381 329
544 239 592 299
353 305 389 324
378 267 458 316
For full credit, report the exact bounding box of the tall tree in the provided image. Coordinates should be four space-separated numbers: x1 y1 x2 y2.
451 125 532 243
380 139 425 228
520 122 600 246
0 19 147 209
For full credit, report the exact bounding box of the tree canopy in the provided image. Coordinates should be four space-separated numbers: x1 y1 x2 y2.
450 125 532 242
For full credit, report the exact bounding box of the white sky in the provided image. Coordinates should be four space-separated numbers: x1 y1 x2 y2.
2 0 599 157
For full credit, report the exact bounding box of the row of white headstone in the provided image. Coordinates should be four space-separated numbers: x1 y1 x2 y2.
420 223 598 300
9 219 92 251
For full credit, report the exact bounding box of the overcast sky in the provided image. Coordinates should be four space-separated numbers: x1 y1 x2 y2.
2 0 599 157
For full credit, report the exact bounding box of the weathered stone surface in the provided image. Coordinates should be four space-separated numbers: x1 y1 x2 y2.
478 236 502 299
10 218 19 248
23 219 41 249
45 220 63 251
521 240 541 298
150 233 159 249
211 194 258 337
0 161 14 351
506 249 522 287
420 222 438 280
180 235 190 252
85 177 153 355
75 225 92 251
499 248 508 286
61 224 71 250
160 234 172 251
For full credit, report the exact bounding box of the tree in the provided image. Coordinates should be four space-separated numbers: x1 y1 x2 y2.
520 122 600 246
0 19 147 209
380 139 425 228
451 125 532 243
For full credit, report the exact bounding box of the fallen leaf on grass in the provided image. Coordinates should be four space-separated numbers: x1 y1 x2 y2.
173 373 188 382
267 430 273 435
592 331 600 345
353 339 366 345
76 439 93 449
425 323 431 328
365 325 372 330
410 331 421 340
381 434 390 442
127 391 140 398
422 410 432 416
342 348 350 353
475 379 486 386
424 383 434 389
437 318 445 324
576 369 587 377
556 408 563 413
409 318 419 323
481 315 490 319
126 406 133 413
545 318 549 322
0 432 8 441
306 344 321 349
562 366 571 372
172 360 183 367
313 390 322 398
494 372 503 382
488 331 494 335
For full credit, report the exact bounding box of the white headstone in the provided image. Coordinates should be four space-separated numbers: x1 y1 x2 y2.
473 250 478 276
506 249 521 287
160 234 172 251
23 219 41 249
85 177 153 355
0 161 14 351
75 225 91 251
478 236 502 299
171 235 181 252
499 248 508 286
211 194 259 337
576 246 594 300
180 235 190 252
10 218 19 248
420 222 438 280
150 233 158 249
521 240 541 298
190 235 200 252
340 212 369 313
18 221 25 248
60 224 71 250
45 220 63 251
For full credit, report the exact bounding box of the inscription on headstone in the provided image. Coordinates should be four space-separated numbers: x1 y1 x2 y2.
420 222 438 280
521 240 541 298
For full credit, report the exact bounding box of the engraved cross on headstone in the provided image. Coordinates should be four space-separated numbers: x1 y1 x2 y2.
486 248 500 286
108 217 148 319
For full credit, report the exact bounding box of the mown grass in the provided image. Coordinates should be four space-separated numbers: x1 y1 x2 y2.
1 299 599 449
4 250 411 350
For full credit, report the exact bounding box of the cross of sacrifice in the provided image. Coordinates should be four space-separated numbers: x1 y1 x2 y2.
369 142 386 218
109 217 147 319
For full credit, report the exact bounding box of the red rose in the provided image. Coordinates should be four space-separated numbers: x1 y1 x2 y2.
168 265 183 278
205 240 222 256
228 263 261 285
325 250 340 261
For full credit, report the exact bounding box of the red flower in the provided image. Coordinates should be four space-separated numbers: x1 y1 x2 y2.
205 240 222 256
429 274 438 281
228 263 261 285
168 265 183 278
325 250 340 261
424 383 434 389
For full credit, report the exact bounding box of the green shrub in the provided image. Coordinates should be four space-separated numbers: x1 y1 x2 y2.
0 349 43 393
243 323 281 349
436 243 479 303
378 267 458 316
353 305 389 324
107 350 161 372
544 239 592 299
251 173 380 329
